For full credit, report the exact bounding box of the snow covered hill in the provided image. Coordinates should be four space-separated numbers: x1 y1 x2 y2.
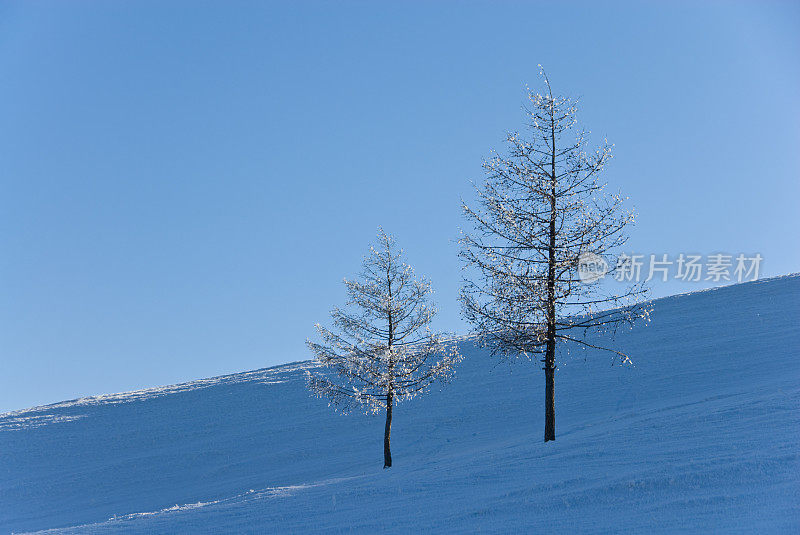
1 276 799 534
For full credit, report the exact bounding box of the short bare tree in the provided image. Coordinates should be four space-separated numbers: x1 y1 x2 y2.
460 68 650 442
307 228 461 468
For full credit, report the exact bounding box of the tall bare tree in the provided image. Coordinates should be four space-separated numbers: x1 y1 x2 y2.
307 228 461 468
460 68 650 442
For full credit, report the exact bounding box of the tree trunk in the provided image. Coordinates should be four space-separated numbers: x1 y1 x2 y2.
544 101 557 443
544 345 555 442
383 388 393 468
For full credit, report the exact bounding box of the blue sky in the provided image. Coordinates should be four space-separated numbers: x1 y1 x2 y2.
1 1 798 411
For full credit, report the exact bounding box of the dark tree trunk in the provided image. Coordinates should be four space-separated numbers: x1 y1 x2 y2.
383 389 393 468
544 105 557 443
544 344 555 442
385 262 395 469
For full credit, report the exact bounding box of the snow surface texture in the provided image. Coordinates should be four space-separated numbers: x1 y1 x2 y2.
1 276 798 534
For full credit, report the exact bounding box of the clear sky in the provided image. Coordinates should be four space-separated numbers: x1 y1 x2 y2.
1 1 798 412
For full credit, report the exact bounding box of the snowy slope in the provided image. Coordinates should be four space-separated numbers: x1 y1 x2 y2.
1 276 799 534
